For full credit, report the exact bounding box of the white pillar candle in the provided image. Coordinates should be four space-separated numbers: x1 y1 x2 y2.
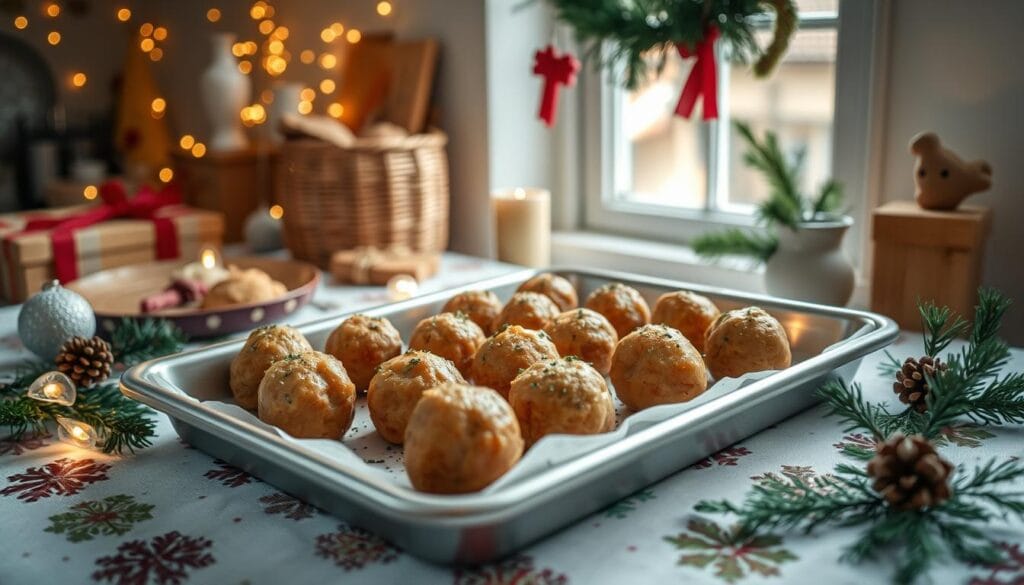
493 188 551 267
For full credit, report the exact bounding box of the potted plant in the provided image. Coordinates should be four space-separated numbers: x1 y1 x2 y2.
693 122 855 306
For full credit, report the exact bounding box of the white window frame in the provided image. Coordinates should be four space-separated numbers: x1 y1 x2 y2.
578 0 886 269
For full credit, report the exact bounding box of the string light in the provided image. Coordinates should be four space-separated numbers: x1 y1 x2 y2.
200 246 221 269
299 87 315 102
71 72 87 88
47 31 61 45
320 27 336 43
269 205 284 220
330 22 344 35
346 29 361 44
327 103 344 118
206 8 221 22
140 37 155 52
300 49 315 64
272 26 289 40
377 1 393 16
56 416 99 450
45 2 60 18
14 16 28 29
240 104 267 126
319 79 335 94
245 41 258 54
250 3 266 20
150 47 163 61
387 274 419 301
268 40 284 55
258 19 274 35
231 42 246 57
260 89 274 104
151 98 166 113
27 372 76 406
153 26 168 41
265 55 286 75
191 143 207 158
297 100 313 115
139 22 153 36
83 185 98 200
238 60 253 75
179 135 195 150
319 53 337 69
116 8 131 22
159 167 174 183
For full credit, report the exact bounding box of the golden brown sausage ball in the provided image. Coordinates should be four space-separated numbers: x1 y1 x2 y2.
610 324 708 411
493 291 560 331
404 383 523 494
471 325 559 398
443 290 503 335
257 351 356 439
368 350 465 444
704 307 792 379
324 314 403 392
408 312 486 378
508 357 615 447
230 325 312 410
517 273 579 311
584 283 651 338
543 308 618 376
651 291 721 353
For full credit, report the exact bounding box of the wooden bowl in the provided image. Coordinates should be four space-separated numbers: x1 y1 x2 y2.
66 257 320 339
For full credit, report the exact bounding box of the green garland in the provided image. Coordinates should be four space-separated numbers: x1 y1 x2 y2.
0 318 186 454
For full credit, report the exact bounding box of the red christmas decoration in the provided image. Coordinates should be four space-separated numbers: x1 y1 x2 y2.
675 26 720 120
532 44 580 127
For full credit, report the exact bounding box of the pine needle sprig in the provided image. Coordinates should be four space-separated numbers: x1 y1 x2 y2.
691 228 778 262
110 317 187 366
876 350 904 378
0 360 56 396
919 301 969 357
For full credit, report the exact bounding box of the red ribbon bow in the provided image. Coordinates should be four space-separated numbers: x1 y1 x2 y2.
533 44 580 127
20 180 182 283
674 26 720 120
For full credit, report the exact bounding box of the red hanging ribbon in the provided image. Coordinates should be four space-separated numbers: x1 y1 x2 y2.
533 44 580 127
674 26 720 120
18 180 182 282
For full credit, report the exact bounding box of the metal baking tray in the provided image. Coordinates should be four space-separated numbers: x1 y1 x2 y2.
121 267 898 564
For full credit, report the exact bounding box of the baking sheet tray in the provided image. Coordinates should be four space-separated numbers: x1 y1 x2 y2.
121 267 898 564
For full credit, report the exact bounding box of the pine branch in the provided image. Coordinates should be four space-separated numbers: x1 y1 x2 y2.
691 228 778 262
970 288 1012 347
876 350 903 378
69 383 156 454
811 179 844 216
816 380 889 439
0 359 54 396
111 317 187 367
918 300 969 357
967 372 1024 425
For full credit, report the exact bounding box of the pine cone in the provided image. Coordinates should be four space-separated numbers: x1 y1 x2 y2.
866 433 954 510
893 356 947 413
55 336 113 388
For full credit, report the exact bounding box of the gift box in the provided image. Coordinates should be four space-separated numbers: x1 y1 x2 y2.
1 182 224 303
330 246 440 285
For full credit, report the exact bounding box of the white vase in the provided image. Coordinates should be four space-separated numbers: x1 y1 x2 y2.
764 216 855 306
201 33 250 152
268 82 302 145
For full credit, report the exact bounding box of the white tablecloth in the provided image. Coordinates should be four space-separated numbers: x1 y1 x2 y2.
2 253 1021 585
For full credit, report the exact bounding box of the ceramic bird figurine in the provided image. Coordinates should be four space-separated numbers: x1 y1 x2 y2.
910 132 992 211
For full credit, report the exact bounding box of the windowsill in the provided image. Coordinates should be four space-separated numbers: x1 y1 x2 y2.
552 230 871 308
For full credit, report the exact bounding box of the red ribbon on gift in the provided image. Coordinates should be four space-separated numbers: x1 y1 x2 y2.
674 26 720 120
18 180 182 282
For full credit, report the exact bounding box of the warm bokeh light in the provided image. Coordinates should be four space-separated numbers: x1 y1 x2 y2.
149 47 163 61
260 89 274 104
14 15 28 29
159 167 174 183
116 8 131 22
319 53 337 69
231 42 246 57
299 87 316 102
297 100 313 115
71 72 87 88
83 185 98 199
258 19 274 35
320 27 336 43
153 26 167 41
179 135 195 149
330 22 344 35
151 97 166 113
191 143 207 158
47 31 61 45
238 60 253 74
319 79 336 94
346 29 361 44
272 26 289 40
269 204 284 219
250 3 266 20
140 37 155 52
300 49 315 64
139 22 153 36
206 8 221 22
45 3 60 18
268 40 284 55
377 1 393 16
266 55 286 75
245 41 258 54
327 102 344 118
240 104 267 126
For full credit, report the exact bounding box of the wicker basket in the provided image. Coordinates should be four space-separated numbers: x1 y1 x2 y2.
277 130 450 268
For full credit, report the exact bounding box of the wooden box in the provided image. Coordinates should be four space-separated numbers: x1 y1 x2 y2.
171 146 278 243
871 200 991 330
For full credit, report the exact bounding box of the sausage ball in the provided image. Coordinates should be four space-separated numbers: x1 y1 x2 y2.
324 314 403 392
471 325 559 398
704 307 792 379
610 324 708 411
584 283 651 338
404 383 524 494
651 291 721 353
368 350 466 444
493 291 560 332
517 273 579 311
443 290 503 335
230 325 312 410
543 308 618 376
257 351 356 439
408 312 486 378
509 357 615 447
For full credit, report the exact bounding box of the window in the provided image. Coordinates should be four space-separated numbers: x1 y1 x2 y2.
583 1 852 242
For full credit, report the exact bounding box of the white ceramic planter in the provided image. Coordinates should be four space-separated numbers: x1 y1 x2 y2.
764 216 855 306
201 33 251 152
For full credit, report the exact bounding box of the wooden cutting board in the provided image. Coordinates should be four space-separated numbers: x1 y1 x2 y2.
336 33 395 133
382 39 439 134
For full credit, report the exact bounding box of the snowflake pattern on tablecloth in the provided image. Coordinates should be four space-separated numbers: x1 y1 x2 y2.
314 524 400 570
453 554 568 585
832 433 876 459
969 542 1024 585
203 460 257 488
935 424 997 449
259 492 317 521
0 431 51 456
692 447 752 469
665 518 796 583
92 531 215 585
603 489 657 519
2 457 111 502
46 494 155 542
749 465 837 496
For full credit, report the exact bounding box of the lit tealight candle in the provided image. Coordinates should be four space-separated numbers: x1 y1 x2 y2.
386 274 419 301
172 246 229 288
56 416 99 450
27 372 76 406
492 187 551 267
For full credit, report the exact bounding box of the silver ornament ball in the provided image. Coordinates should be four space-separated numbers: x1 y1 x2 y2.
17 280 96 361
244 207 284 253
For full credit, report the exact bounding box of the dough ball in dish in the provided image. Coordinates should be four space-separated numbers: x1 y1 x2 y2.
443 290 503 335
543 308 618 376
368 350 465 444
408 312 486 378
651 290 721 353
508 357 615 447
584 283 651 338
517 273 579 311
324 314 403 391
493 291 560 331
404 383 524 494
471 325 559 398
230 324 312 410
257 351 356 439
610 324 708 411
704 307 791 379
